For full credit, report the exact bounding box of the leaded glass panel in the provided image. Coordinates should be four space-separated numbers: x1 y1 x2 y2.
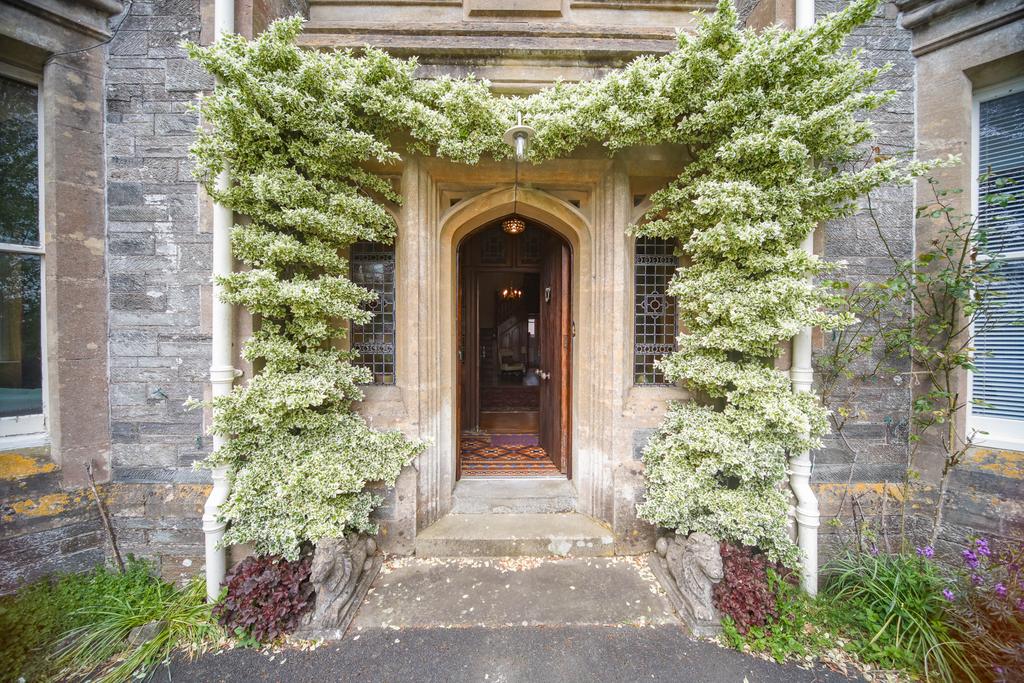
351 241 396 385
633 237 678 385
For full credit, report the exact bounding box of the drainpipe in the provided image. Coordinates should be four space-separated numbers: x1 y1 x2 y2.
202 0 236 602
789 0 820 596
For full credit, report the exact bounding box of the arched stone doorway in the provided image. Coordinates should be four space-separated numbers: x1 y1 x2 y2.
455 218 573 480
365 159 675 553
426 184 593 527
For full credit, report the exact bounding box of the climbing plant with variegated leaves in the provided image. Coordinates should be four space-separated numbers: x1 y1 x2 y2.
189 0 933 565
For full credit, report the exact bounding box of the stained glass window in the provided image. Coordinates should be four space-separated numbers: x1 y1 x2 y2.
633 237 678 385
351 241 396 385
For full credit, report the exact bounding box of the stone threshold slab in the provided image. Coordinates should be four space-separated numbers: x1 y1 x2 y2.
416 512 614 557
451 478 576 514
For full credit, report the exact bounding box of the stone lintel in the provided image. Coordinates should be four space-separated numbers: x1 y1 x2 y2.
466 0 564 16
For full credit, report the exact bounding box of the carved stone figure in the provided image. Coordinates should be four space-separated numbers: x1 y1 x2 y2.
296 533 381 639
650 531 724 635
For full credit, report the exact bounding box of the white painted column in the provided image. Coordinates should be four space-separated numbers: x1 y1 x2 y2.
203 0 236 602
789 0 820 596
795 0 814 32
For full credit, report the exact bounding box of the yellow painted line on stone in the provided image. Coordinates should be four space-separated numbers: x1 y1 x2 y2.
0 452 57 480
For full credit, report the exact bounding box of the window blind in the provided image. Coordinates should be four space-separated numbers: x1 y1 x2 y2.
973 87 1024 432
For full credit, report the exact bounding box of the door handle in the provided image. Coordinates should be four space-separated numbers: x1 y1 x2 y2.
536 369 551 380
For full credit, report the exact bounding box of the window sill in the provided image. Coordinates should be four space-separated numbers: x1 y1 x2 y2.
969 415 1024 453
0 432 50 451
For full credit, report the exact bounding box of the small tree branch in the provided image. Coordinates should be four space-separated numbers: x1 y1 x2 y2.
86 461 125 573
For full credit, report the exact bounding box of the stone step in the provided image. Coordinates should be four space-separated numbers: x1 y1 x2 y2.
451 479 575 514
416 513 614 557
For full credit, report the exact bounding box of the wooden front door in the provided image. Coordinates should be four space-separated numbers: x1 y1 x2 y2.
538 235 572 476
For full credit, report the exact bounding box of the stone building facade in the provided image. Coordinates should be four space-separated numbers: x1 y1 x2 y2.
0 0 1020 592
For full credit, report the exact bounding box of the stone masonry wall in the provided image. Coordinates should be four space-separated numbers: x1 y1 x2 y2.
812 1 1022 557
1 449 105 592
3 0 998 589
810 0 928 553
104 0 214 580
0 0 118 593
100 0 312 583
94 0 923 577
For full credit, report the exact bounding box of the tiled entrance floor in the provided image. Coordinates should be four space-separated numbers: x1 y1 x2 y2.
460 433 561 477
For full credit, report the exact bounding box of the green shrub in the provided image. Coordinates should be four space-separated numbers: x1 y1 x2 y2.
0 559 218 683
823 551 973 682
0 559 158 681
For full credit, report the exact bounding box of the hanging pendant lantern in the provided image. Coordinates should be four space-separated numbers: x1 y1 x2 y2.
502 216 525 235
501 113 535 237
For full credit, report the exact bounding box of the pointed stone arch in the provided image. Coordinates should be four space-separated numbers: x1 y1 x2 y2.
422 185 596 523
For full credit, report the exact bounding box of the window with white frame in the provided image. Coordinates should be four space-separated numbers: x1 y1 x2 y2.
970 78 1024 449
0 68 45 438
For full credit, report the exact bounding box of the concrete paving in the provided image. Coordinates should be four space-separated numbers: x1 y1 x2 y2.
416 513 615 557
163 556 853 682
166 625 854 682
352 556 676 629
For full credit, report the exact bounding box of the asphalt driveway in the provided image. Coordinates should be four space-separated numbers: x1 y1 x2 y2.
166 624 854 682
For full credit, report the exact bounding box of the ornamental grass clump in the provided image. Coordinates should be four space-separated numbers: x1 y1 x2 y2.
53 576 217 683
0 559 218 683
823 551 972 682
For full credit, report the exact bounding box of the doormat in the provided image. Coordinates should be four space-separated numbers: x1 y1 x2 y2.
460 434 560 477
491 433 539 447
480 386 540 411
